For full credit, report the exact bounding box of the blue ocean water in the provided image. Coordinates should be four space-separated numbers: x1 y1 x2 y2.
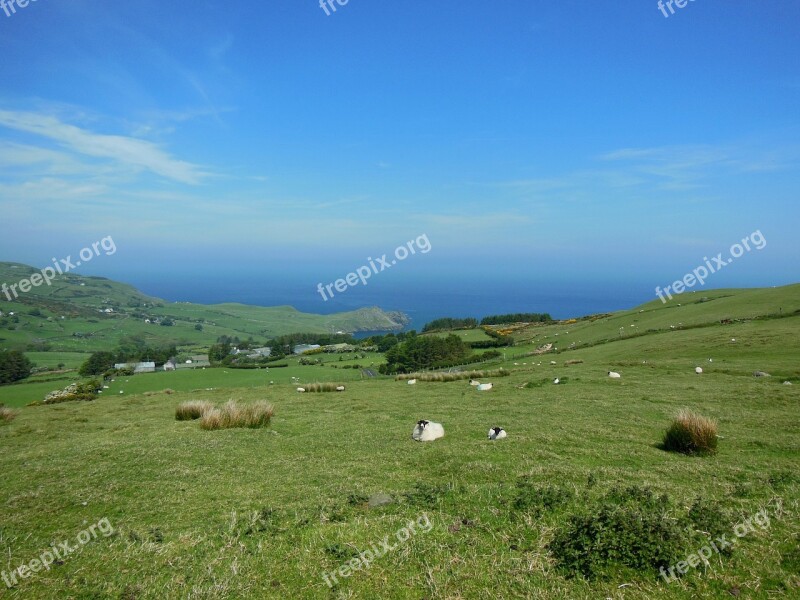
125 272 647 333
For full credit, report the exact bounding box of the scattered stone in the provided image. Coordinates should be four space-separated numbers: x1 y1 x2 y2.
368 493 393 508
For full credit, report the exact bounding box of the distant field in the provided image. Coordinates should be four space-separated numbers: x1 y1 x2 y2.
422 328 494 342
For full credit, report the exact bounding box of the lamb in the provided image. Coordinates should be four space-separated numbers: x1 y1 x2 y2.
695 367 703 374
412 420 445 442
476 383 493 391
296 387 306 392
488 426 507 440
335 385 346 392
469 379 481 386
608 371 621 379
553 378 560 384
407 379 417 385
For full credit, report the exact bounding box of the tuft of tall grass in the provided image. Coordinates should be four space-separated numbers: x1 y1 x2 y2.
199 400 274 430
301 383 342 393
0 405 18 425
663 409 718 455
395 368 510 382
175 400 214 421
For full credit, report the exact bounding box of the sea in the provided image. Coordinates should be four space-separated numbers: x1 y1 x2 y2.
125 273 649 336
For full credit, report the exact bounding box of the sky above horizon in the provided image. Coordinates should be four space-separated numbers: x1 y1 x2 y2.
0 0 798 310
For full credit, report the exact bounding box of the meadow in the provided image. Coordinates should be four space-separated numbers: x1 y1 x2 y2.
0 286 798 598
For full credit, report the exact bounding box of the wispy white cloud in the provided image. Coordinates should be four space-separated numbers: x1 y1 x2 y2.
0 109 208 184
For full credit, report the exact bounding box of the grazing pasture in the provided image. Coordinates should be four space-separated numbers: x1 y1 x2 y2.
0 286 798 598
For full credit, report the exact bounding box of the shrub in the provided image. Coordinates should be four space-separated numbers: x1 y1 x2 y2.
513 481 574 515
549 487 687 579
0 405 18 425
663 409 718 455
199 400 274 430
175 401 214 421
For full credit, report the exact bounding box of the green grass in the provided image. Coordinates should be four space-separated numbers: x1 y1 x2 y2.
0 285 798 598
422 328 494 342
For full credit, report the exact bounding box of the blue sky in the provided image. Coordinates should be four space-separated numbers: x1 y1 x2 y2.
0 0 798 313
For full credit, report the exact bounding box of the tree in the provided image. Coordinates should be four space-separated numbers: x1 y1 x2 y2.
79 351 117 376
208 342 232 364
0 350 34 384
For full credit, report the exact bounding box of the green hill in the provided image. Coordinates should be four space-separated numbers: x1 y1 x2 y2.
0 262 409 355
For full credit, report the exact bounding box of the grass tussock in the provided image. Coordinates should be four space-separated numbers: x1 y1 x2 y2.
175 400 214 421
663 409 718 455
146 388 176 397
301 383 344 393
199 400 274 430
0 405 18 425
395 368 510 382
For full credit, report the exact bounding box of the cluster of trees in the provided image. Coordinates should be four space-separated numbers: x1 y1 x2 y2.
481 313 552 325
0 350 34 384
379 334 473 374
361 331 416 352
79 335 178 375
422 317 478 332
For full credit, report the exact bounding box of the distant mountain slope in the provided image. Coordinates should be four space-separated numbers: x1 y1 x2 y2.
0 262 409 352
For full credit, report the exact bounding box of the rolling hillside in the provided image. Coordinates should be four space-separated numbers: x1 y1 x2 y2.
0 262 409 354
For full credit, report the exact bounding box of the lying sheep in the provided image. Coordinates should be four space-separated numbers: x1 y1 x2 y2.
469 379 481 386
488 426 507 440
608 371 621 379
412 420 444 442
695 367 703 374
476 383 493 391
296 387 306 392
335 385 345 392
407 379 417 385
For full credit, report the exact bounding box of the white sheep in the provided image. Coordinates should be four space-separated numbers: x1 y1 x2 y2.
550 361 557 365
407 379 417 385
553 378 560 384
469 379 481 386
488 427 507 440
412 420 444 442
476 383 493 391
296 387 306 392
335 385 346 392
608 371 621 379
695 367 703 374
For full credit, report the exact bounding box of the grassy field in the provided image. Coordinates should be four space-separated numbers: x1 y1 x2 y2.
0 286 798 599
422 327 496 343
